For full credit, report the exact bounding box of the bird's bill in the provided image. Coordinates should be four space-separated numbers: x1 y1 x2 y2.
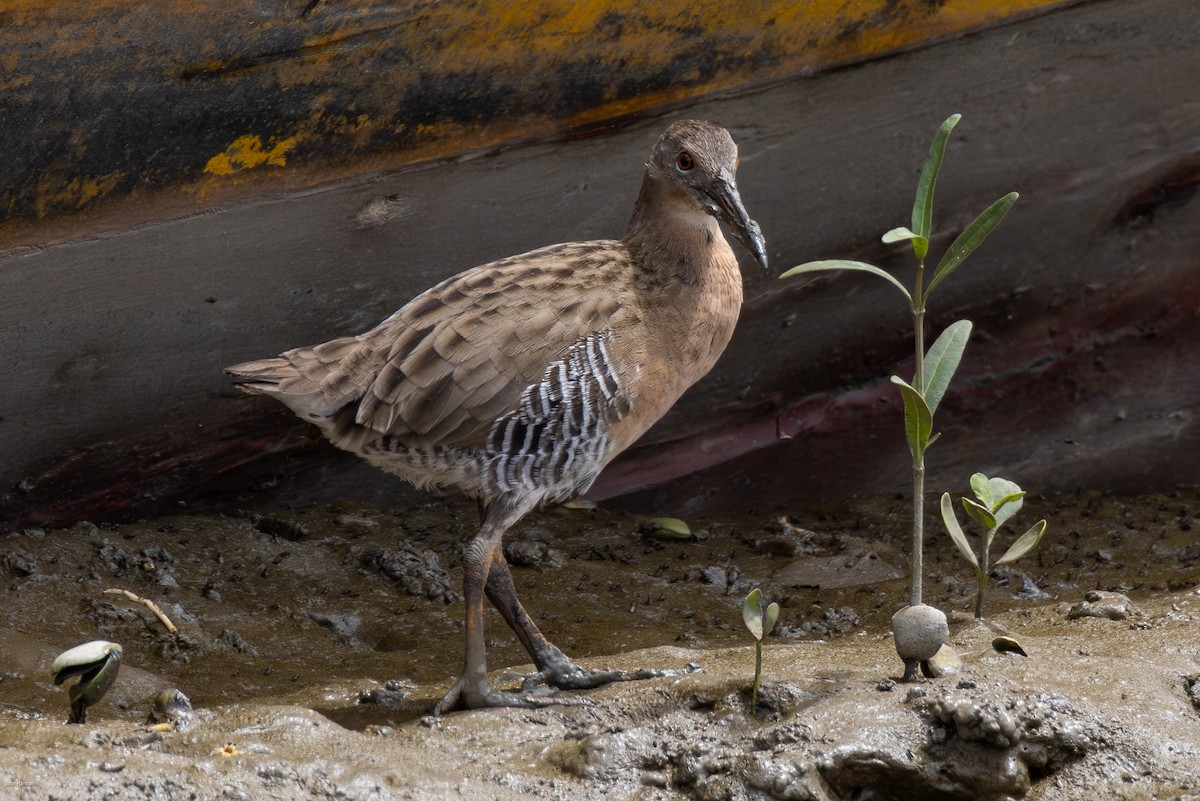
706 177 769 271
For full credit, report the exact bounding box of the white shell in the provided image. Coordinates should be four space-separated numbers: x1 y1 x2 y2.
52 640 122 674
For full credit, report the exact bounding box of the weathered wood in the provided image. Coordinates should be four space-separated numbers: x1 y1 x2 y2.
0 0 1078 247
2 0 1198 526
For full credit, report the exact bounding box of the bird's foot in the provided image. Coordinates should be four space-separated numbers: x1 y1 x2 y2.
432 675 596 716
522 657 700 692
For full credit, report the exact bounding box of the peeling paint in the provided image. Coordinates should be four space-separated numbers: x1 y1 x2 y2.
0 0 1086 245
204 135 300 176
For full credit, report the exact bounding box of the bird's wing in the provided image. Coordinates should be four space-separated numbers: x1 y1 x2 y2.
333 241 634 449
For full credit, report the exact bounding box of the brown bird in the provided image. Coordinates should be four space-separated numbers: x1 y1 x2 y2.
226 119 767 713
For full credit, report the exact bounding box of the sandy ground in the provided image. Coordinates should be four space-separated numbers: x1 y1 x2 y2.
1 490 1198 799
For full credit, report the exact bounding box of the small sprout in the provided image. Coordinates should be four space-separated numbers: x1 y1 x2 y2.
641 517 692 541
992 636 1028 657
52 640 123 724
941 473 1048 618
742 588 780 715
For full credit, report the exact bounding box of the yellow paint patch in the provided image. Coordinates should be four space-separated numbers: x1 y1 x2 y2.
35 172 124 218
204 135 299 176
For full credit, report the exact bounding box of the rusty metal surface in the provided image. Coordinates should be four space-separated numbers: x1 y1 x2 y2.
0 0 1080 248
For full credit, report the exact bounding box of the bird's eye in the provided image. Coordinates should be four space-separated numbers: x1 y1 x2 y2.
676 151 694 171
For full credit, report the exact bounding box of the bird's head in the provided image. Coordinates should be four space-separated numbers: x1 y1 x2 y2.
646 119 769 271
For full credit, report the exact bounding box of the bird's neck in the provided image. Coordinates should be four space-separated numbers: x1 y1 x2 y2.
622 173 734 284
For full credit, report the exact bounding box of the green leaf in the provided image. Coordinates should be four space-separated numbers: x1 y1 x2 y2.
882 227 927 250
991 494 1026 533
993 491 1027 512
941 492 979 570
911 114 962 258
970 472 993 506
985 475 1024 527
922 320 972 414
961 497 997 531
924 192 1019 301
988 476 1023 501
764 602 780 637
996 519 1047 565
743 589 764 641
890 376 932 460
780 259 913 306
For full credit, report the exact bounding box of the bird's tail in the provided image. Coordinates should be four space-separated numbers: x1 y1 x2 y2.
226 353 342 428
225 357 302 395
226 336 375 432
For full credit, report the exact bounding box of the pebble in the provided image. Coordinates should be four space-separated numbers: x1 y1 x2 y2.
1066 590 1141 621
925 644 962 677
148 688 195 728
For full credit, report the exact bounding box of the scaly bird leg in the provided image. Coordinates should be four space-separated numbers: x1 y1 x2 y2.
434 503 562 714
434 502 673 715
484 554 668 693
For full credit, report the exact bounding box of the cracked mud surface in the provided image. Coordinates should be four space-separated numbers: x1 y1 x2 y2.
1 491 1198 799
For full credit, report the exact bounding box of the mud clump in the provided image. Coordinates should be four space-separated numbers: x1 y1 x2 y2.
927 691 1094 768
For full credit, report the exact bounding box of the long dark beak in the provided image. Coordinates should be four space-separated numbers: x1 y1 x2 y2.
706 174 769 271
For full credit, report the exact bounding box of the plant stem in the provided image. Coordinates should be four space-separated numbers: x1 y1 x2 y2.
974 532 992 618
910 263 927 608
911 459 925 607
752 640 762 715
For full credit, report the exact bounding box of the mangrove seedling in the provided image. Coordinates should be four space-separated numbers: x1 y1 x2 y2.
742 588 779 715
52 640 123 724
941 473 1047 618
781 114 1018 613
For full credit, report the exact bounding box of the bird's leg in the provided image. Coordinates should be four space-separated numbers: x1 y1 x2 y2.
434 503 559 715
484 555 669 692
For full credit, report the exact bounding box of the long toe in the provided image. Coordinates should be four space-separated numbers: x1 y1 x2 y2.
524 661 696 692
432 677 467 716
479 688 596 710
435 674 598 714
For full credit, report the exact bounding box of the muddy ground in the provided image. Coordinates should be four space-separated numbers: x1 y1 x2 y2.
1 490 1198 800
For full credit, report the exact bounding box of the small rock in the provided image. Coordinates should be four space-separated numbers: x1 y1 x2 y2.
925 644 962 678
503 540 566 569
147 688 194 728
305 612 360 641
219 628 259 656
1067 590 1141 621
247 513 308 541
1184 675 1200 710
640 771 669 787
373 544 460 604
3 551 36 577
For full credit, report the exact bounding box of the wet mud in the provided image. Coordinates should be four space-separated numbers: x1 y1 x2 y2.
1 490 1198 799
